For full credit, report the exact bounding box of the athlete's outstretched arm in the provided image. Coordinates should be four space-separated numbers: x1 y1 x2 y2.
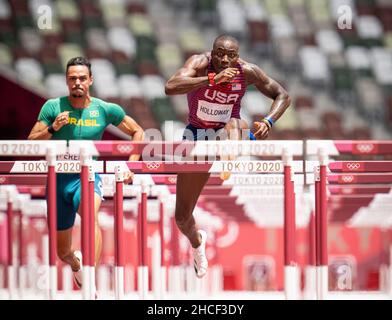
164 54 210 95
242 62 291 139
116 115 144 161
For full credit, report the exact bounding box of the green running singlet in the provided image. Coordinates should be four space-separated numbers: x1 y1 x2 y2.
38 96 126 140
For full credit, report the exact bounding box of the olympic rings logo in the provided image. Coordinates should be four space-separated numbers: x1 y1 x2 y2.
356 143 374 153
146 162 161 170
116 144 134 154
168 177 177 183
346 162 361 170
342 175 354 183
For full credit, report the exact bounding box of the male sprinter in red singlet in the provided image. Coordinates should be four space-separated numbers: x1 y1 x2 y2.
165 35 291 278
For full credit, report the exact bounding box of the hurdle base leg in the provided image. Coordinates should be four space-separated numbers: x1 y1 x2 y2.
62 265 72 299
211 265 223 294
152 264 165 300
185 266 195 294
49 265 57 300
98 265 110 294
160 266 167 299
137 266 149 300
194 269 209 296
90 266 96 300
8 265 17 300
168 266 182 296
316 265 328 300
82 266 91 300
304 266 317 300
284 265 301 300
151 234 162 299
114 266 124 300
125 265 135 294
18 266 28 299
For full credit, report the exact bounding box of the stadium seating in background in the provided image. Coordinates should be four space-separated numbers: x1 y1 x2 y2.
0 0 391 140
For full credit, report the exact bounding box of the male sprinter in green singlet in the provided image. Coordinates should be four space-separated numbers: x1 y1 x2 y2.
28 57 144 291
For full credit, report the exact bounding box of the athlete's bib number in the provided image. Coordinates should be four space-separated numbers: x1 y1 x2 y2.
196 100 233 123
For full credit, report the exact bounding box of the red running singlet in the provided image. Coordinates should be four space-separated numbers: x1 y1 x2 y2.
186 57 246 129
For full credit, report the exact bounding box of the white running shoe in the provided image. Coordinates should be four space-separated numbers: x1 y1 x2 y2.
193 230 208 278
73 250 83 289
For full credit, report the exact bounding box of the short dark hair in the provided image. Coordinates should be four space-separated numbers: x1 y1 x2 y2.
66 57 92 76
213 34 239 49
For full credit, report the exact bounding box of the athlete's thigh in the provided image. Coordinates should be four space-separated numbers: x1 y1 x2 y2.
55 174 78 230
175 173 211 210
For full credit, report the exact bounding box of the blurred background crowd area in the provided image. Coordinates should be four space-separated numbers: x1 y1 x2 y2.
0 0 391 141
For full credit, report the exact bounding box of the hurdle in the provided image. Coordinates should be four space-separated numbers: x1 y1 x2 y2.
0 173 170 300
0 140 104 300
307 140 392 300
0 189 56 299
0 141 67 300
1 139 306 300
98 139 304 300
